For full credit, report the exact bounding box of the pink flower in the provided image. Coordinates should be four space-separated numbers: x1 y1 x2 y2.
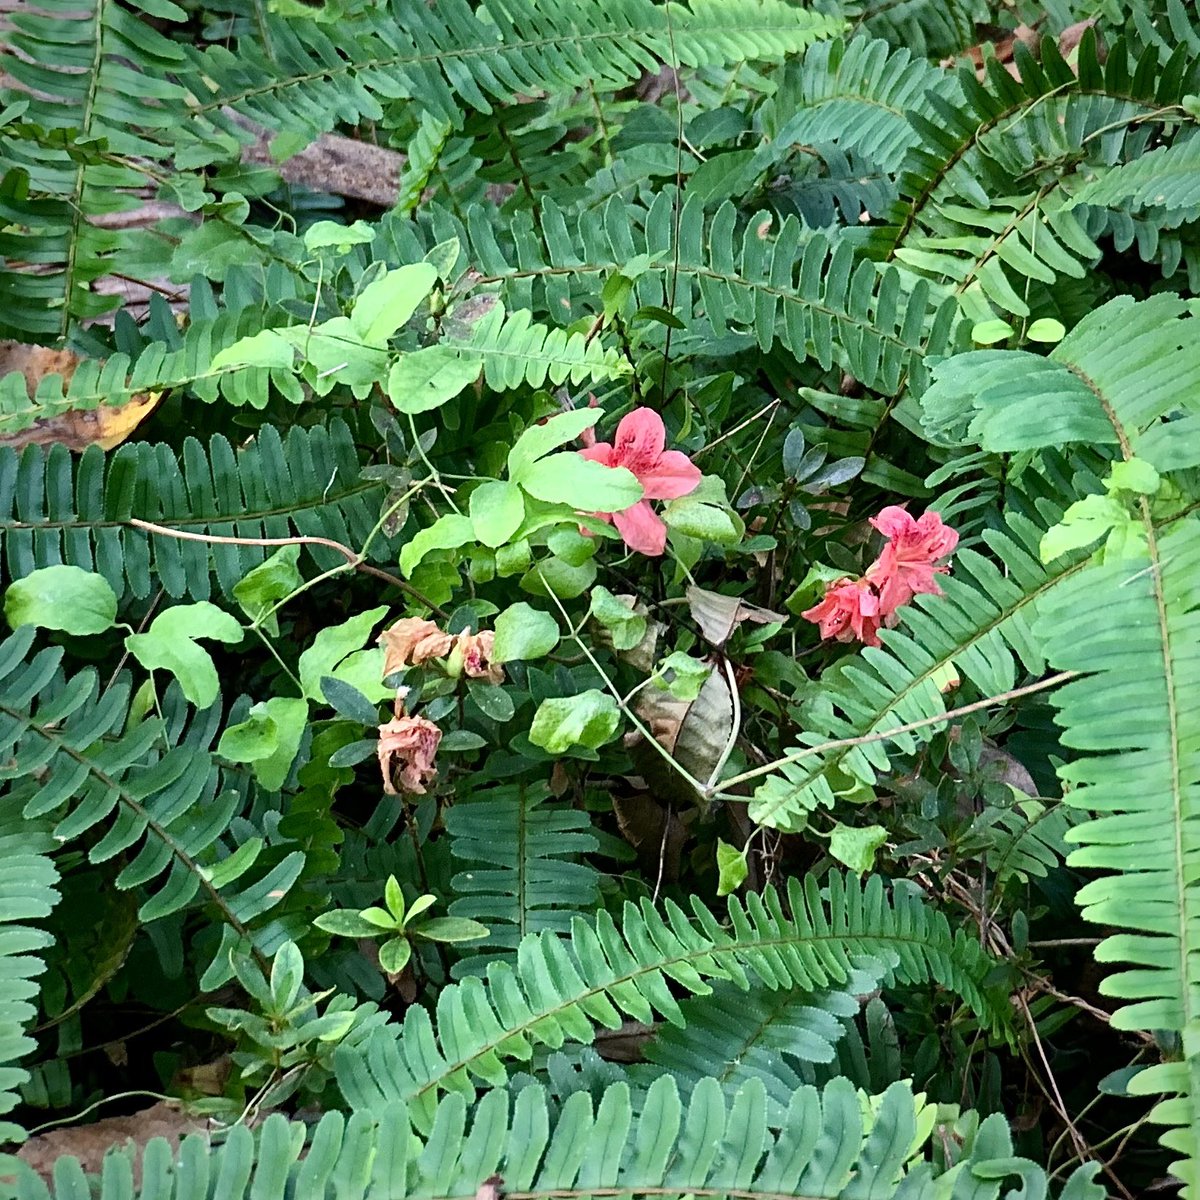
455 628 504 685
865 506 959 612
579 407 702 556
378 618 453 677
801 578 884 647
377 712 442 795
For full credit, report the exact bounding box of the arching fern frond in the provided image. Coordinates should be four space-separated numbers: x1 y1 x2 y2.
333 871 1001 1128
4 1076 1105 1200
181 0 844 158
817 0 988 61
760 37 961 176
1070 135 1200 215
378 193 964 397
0 419 396 601
922 289 1200 1195
636 968 887 1120
919 293 1200 472
1038 515 1200 1196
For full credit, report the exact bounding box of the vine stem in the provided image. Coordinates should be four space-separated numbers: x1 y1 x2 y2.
709 670 1080 799
127 473 447 618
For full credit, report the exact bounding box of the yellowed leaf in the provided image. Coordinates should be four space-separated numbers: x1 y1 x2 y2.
0 340 162 452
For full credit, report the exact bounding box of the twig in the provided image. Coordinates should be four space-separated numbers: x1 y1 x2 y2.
712 670 1080 797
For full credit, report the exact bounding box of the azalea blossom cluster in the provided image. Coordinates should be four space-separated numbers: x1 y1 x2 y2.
374 617 502 796
579 406 702 557
802 506 959 648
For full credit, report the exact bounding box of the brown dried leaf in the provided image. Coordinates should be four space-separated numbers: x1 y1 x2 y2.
686 586 785 649
0 341 161 452
17 1102 210 1186
612 792 689 881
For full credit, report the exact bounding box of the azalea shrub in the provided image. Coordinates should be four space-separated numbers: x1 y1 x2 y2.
3 2 1200 1199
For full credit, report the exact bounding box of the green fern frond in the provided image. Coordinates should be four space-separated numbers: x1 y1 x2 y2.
333 872 1000 1127
381 193 964 397
745 506 1074 831
761 37 962 176
816 0 988 61
0 715 58 1143
1070 134 1200 215
446 778 601 977
876 34 1200 319
637 968 888 1119
0 0 199 340
0 419 395 601
919 293 1200 472
0 628 304 968
3 1075 1105 1200
1037 515 1200 1196
183 0 844 156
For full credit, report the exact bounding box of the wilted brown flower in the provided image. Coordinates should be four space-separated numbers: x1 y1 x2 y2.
378 617 453 678
456 628 504 684
377 712 442 795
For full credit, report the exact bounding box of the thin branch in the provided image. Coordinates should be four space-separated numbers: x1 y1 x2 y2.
711 670 1080 797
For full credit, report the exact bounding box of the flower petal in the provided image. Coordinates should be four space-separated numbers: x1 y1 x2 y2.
612 407 666 474
869 505 915 540
612 500 667 556
580 442 614 467
639 449 702 500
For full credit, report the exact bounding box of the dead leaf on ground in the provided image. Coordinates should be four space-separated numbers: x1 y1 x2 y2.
941 19 1098 81
629 664 734 804
612 792 690 881
686 586 786 649
16 1102 210 1186
0 341 161 451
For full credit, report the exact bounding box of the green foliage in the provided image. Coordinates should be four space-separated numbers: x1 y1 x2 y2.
4 0 1200 1193
2 1077 1104 1200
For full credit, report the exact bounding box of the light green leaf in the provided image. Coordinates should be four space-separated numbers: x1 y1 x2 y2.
589 586 646 651
469 480 526 548
125 603 244 708
232 545 303 635
378 936 412 974
314 910 386 938
971 319 1013 346
522 555 597 599
5 565 118 636
518 453 642 509
304 219 374 251
1105 458 1161 496
387 346 484 414
1026 318 1066 344
656 651 711 701
662 497 742 545
1039 493 1129 563
352 263 438 344
829 823 888 875
507 409 603 477
211 329 296 371
400 513 476 577
412 916 490 943
492 602 560 662
298 606 389 702
286 316 386 388
716 838 749 897
218 697 309 791
529 689 621 754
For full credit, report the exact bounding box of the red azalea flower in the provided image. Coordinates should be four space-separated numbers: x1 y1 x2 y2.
579 407 701 556
801 578 884 647
865 505 959 612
